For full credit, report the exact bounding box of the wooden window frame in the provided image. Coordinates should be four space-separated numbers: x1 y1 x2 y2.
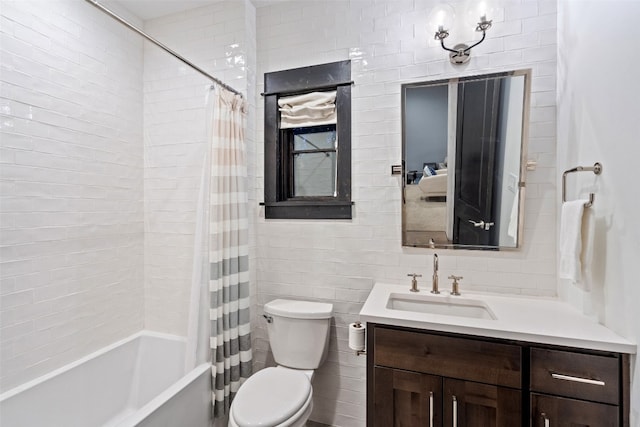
263 60 352 220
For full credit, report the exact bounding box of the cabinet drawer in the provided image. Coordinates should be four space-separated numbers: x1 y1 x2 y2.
374 327 521 388
531 393 619 426
530 348 619 404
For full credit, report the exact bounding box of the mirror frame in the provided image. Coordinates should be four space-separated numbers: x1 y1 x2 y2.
401 69 532 250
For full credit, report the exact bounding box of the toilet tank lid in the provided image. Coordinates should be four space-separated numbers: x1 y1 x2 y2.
264 299 333 319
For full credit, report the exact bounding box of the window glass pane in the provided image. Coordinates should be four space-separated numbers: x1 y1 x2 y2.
293 126 336 151
293 152 336 197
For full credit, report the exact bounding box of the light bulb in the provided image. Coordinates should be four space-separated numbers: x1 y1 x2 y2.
464 0 499 28
427 3 455 34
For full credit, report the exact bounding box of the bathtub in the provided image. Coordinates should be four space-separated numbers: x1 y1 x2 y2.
0 331 212 427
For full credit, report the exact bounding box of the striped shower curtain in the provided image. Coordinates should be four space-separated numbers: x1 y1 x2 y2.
209 85 252 417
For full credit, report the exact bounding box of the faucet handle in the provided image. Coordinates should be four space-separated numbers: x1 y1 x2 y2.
407 273 422 292
448 275 463 296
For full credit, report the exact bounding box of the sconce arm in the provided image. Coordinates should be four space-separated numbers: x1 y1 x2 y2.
439 38 461 55
439 30 487 56
462 30 487 53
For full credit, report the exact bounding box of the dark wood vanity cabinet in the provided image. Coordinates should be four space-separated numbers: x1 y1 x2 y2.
368 324 523 426
367 323 630 427
443 379 522 426
373 367 442 426
529 348 627 426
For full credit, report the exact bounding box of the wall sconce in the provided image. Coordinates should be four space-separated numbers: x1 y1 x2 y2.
429 3 494 65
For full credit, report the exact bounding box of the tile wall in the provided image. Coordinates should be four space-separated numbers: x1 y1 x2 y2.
254 1 558 425
0 0 257 392
142 1 257 336
0 0 144 392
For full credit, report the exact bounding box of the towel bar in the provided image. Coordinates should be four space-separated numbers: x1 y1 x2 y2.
562 162 602 208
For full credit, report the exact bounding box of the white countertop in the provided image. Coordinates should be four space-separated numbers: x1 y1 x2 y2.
359 283 636 354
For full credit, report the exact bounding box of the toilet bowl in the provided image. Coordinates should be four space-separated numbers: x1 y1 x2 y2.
228 299 333 427
228 367 313 427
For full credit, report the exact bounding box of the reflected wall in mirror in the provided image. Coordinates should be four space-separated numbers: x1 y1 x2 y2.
402 69 531 250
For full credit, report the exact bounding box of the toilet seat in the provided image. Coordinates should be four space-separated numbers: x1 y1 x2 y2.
230 367 312 427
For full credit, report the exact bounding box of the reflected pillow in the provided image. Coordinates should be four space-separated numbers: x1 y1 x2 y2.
423 165 437 177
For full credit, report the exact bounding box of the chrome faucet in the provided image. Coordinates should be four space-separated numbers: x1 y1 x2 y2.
431 254 440 294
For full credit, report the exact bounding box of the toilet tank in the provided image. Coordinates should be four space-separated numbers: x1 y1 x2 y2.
263 299 333 370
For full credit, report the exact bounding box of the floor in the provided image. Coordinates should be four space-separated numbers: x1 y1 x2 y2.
307 422 331 427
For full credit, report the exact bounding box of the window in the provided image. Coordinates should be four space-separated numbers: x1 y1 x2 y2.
263 61 352 219
288 125 337 197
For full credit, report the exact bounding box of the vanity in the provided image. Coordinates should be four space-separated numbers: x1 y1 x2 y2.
379 65 636 425
360 283 635 426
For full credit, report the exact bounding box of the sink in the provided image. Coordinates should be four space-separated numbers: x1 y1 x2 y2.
386 293 497 320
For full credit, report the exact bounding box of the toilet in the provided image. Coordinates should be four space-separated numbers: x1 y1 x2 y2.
229 299 333 427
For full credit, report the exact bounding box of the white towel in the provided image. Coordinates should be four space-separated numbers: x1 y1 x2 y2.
579 208 595 291
559 200 588 283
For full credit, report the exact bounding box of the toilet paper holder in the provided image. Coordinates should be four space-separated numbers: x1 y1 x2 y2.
350 321 366 356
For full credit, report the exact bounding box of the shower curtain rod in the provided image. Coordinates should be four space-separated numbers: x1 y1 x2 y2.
83 0 243 98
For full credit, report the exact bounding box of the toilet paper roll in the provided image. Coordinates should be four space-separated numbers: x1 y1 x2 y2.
348 322 366 351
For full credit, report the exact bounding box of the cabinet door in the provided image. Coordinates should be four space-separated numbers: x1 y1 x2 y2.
531 393 619 426
373 367 442 427
443 378 521 427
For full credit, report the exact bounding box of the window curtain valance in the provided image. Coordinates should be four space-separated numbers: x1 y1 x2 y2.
278 90 337 129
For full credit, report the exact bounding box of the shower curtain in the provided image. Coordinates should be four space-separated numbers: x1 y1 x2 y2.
208 85 252 417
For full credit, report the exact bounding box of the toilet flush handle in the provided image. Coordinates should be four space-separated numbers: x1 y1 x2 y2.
263 314 273 323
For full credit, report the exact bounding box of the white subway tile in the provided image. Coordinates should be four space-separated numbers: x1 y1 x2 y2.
524 14 557 33
256 0 558 422
0 0 145 391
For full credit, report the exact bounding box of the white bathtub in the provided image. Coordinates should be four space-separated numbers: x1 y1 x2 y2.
0 331 212 427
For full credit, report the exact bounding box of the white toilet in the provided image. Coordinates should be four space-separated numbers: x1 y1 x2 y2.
228 299 333 427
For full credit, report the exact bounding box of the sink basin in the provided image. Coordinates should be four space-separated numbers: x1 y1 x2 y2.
386 293 497 320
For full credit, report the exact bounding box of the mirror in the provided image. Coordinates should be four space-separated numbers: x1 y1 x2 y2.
402 69 531 250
